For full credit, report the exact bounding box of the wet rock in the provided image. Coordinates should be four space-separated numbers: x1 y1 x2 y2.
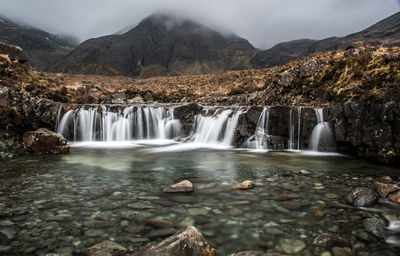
233 180 255 190
313 233 350 247
374 181 399 198
271 194 299 201
276 238 306 254
331 247 352 256
163 180 194 193
87 240 127 256
0 227 16 240
146 219 174 228
84 221 117 229
148 228 177 238
138 226 215 256
387 190 400 203
363 217 386 239
346 187 378 207
23 128 70 154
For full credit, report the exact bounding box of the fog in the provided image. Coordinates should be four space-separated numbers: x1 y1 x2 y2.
0 0 399 49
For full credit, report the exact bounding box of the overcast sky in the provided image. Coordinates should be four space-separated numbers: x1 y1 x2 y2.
0 0 399 49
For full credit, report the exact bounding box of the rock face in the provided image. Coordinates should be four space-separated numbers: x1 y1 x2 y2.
251 11 400 68
59 14 255 77
346 187 379 207
23 128 69 154
137 226 215 256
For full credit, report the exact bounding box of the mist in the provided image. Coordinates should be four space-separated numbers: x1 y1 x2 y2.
0 0 399 49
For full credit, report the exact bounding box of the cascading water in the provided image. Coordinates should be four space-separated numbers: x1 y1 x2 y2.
244 107 271 150
56 106 183 142
297 107 302 150
192 109 243 146
310 108 336 152
288 107 302 151
288 109 296 150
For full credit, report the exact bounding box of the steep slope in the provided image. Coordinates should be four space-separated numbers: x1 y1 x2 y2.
251 11 400 68
0 16 76 70
60 14 256 77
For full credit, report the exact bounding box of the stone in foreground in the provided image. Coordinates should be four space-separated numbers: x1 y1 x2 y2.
23 128 69 154
137 226 215 256
87 241 127 256
346 187 378 207
233 180 255 190
163 180 194 193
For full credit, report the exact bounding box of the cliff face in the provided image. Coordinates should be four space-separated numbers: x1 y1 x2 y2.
59 14 256 77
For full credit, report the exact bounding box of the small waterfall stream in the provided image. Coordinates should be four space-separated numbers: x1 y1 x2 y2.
310 108 336 152
192 109 243 146
244 107 271 150
57 106 183 141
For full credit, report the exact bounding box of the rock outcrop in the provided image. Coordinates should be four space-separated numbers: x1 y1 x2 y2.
23 128 69 154
0 42 28 63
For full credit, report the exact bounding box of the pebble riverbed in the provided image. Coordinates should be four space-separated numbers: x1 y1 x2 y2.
1 143 400 255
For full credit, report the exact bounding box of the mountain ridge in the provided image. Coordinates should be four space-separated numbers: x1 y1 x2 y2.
58 14 256 77
0 16 77 70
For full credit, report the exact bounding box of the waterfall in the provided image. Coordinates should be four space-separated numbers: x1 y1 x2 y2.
288 107 303 151
56 106 183 142
288 109 296 150
244 107 271 150
310 108 336 152
192 109 242 145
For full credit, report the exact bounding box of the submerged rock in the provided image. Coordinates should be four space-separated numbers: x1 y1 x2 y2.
138 226 215 256
346 187 378 207
146 219 174 228
87 241 127 256
163 180 194 193
363 217 386 239
23 128 69 154
313 233 350 247
233 180 255 190
276 238 306 254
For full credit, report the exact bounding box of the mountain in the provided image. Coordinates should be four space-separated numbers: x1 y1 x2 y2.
251 11 400 68
59 14 256 77
0 16 76 70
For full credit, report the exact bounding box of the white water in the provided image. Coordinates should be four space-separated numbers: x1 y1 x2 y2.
56 106 183 142
310 108 336 152
245 107 271 150
192 109 243 146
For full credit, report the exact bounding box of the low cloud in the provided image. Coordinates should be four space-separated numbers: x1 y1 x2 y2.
0 0 399 49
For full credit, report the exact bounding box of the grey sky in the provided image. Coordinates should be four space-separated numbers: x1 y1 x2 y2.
0 0 399 49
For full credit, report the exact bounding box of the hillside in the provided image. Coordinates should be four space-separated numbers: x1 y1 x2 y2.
251 11 400 68
59 14 256 77
0 16 76 70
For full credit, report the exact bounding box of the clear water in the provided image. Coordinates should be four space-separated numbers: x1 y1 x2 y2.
1 142 400 255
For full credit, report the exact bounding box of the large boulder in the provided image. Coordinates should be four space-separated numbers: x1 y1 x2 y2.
137 226 215 256
346 187 379 207
23 128 69 154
